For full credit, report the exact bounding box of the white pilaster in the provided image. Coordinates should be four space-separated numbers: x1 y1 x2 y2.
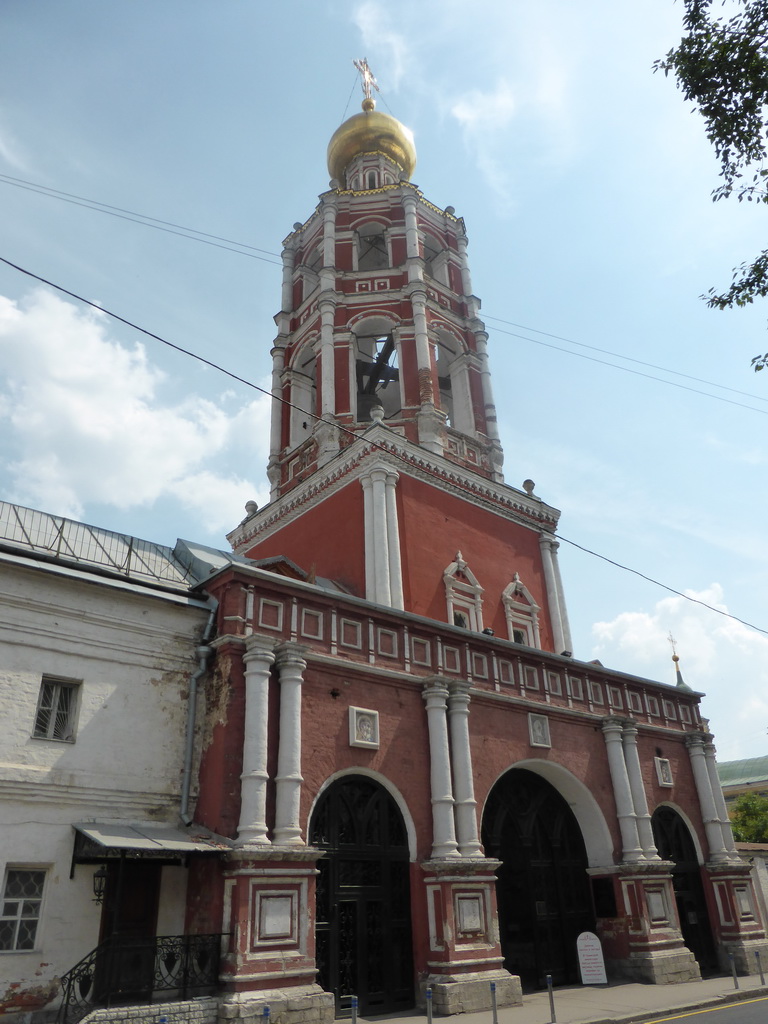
360 463 403 609
703 735 740 859
236 636 275 847
384 470 404 610
447 680 483 857
281 245 296 313
423 679 460 859
686 733 729 863
318 295 336 420
602 717 644 862
321 195 337 268
621 720 660 860
273 642 307 846
268 345 286 498
540 534 565 654
402 193 421 262
549 539 573 654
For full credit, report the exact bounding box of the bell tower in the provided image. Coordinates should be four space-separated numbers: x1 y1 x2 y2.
229 69 572 655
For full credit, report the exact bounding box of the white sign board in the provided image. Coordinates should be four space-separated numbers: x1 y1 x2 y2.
576 931 607 985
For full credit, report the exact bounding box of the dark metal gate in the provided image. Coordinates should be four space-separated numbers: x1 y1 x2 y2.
482 768 595 989
651 805 718 973
309 776 413 1016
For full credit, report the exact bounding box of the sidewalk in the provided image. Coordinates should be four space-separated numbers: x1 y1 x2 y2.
356 974 768 1024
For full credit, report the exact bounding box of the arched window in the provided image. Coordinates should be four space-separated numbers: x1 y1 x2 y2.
356 222 389 271
444 552 484 630
289 342 317 448
434 330 474 434
367 170 378 190
502 574 541 647
355 324 401 421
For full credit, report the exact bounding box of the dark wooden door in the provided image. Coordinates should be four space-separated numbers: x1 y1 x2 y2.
483 769 595 989
652 806 718 973
97 860 161 1003
310 777 413 1016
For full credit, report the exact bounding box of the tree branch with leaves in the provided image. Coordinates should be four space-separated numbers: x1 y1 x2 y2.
656 0 768 368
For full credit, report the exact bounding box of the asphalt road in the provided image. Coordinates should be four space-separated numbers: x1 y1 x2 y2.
643 996 768 1024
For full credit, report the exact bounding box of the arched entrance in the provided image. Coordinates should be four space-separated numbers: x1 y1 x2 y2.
309 775 414 1016
651 806 717 973
482 768 595 988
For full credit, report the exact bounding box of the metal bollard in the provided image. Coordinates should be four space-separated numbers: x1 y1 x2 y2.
728 951 739 990
426 985 433 1024
546 973 556 1024
490 980 498 1024
757 949 766 987
351 994 358 1024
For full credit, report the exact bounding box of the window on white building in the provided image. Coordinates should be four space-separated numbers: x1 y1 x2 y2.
502 574 541 648
444 552 484 631
32 677 79 742
356 223 389 271
0 869 46 951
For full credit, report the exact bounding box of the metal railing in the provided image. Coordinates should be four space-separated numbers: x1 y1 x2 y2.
58 934 221 1024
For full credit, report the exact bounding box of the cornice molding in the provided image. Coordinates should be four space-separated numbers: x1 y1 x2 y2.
228 427 559 551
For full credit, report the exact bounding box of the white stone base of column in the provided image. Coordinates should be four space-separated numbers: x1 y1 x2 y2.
607 948 700 984
420 968 521 1015
218 985 335 1024
718 938 768 975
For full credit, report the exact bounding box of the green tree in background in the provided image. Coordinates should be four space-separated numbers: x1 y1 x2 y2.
656 0 768 369
730 792 768 842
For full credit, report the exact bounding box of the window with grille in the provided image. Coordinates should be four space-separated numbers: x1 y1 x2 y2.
32 678 79 741
0 869 46 951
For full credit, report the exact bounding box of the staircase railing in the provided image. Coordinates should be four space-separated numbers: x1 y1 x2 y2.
58 933 221 1024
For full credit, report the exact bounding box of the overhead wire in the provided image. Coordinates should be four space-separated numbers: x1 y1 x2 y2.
2 172 766 412
1 253 766 639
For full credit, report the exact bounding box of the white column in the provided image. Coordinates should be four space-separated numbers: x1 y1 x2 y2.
236 636 275 847
703 735 739 859
322 195 337 268
423 679 460 859
402 193 421 262
360 464 403 609
273 642 306 846
267 345 286 498
540 534 565 654
384 470 404 610
472 327 501 444
621 720 660 860
370 468 391 604
318 296 336 418
410 287 433 390
686 733 729 863
447 681 483 857
602 717 644 862
549 540 573 654
281 245 296 312
456 233 473 299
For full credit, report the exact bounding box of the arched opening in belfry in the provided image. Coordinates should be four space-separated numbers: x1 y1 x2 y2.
356 222 389 271
434 330 472 433
482 767 595 990
288 340 317 449
354 318 401 423
310 774 414 1016
651 805 717 973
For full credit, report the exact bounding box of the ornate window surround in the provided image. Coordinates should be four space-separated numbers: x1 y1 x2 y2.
444 551 484 631
502 573 541 648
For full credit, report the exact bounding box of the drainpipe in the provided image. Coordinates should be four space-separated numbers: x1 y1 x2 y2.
180 597 218 826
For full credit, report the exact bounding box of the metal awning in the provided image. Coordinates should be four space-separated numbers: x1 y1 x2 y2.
71 822 233 868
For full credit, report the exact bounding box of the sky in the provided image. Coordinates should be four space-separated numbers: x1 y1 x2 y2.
1 1 767 760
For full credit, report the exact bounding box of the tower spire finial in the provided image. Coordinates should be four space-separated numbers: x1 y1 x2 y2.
353 57 379 110
668 632 694 693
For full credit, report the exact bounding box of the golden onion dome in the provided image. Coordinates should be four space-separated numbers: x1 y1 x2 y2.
327 98 416 184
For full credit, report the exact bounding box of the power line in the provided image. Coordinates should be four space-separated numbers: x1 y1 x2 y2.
2 253 765 639
484 313 768 406
0 173 282 265
4 172 768 412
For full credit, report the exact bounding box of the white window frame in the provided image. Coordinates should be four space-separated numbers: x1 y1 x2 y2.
444 552 484 631
502 574 541 648
32 677 80 742
0 867 47 952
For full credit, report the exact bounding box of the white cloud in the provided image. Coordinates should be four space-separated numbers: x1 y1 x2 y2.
451 80 518 213
0 289 270 532
592 585 768 760
352 2 410 91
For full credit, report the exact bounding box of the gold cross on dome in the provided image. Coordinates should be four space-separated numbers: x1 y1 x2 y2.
353 58 380 101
